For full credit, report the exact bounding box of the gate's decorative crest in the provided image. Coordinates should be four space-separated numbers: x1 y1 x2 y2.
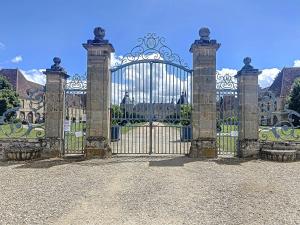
65 74 87 90
115 33 189 68
216 72 237 90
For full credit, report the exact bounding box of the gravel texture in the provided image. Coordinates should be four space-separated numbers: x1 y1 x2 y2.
0 156 299 225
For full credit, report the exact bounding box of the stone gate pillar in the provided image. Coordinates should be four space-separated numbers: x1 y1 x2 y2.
236 57 261 158
189 28 220 158
83 27 115 158
44 57 69 157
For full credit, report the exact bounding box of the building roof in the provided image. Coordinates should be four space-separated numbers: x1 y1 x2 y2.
268 67 300 98
0 69 44 99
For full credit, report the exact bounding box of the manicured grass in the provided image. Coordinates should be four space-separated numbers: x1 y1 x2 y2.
259 126 300 142
0 123 45 139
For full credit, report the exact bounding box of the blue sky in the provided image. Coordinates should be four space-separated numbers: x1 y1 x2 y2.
0 0 299 87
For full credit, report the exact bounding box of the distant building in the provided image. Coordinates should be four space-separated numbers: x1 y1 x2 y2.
0 69 44 123
259 67 300 125
119 91 188 121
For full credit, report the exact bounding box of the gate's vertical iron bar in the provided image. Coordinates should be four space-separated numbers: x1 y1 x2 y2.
172 66 177 154
154 63 161 153
138 63 140 154
179 67 182 154
149 62 153 154
131 64 134 153
170 65 172 154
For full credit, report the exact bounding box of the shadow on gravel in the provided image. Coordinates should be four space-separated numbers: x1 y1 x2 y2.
13 157 85 169
149 156 201 167
212 157 252 166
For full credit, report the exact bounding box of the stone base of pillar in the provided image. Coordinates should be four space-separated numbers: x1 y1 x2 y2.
237 139 259 158
189 138 217 158
85 147 112 159
85 136 112 159
41 138 62 158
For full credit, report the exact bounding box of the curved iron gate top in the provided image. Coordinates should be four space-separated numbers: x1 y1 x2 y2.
111 33 191 70
110 33 192 154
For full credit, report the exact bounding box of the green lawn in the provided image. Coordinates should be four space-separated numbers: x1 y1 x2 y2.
0 123 45 139
259 126 300 142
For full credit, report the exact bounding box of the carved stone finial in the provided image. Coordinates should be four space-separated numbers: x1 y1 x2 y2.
94 27 105 41
50 57 64 72
235 56 261 77
243 57 251 66
241 57 254 70
199 27 210 41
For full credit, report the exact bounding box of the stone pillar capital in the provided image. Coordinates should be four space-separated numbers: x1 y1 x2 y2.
190 27 221 53
82 27 115 54
43 57 70 79
236 57 261 77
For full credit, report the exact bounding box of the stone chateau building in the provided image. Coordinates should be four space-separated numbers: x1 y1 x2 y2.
120 91 188 120
259 67 300 125
0 69 44 123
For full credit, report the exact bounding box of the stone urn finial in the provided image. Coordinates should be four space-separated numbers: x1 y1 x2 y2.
94 27 105 41
243 57 251 66
199 27 210 41
53 57 61 66
50 57 64 71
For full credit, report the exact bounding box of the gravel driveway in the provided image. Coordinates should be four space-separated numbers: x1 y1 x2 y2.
0 156 299 225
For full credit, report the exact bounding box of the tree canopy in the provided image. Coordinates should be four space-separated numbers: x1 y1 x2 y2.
0 75 20 117
288 78 300 113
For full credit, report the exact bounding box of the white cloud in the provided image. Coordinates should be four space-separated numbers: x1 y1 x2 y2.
21 69 46 85
217 68 238 77
11 55 23 63
259 68 280 88
111 53 191 104
293 59 300 67
0 42 5 50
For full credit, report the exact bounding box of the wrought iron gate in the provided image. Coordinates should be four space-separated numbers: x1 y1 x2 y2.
216 73 239 155
110 34 192 154
63 74 87 155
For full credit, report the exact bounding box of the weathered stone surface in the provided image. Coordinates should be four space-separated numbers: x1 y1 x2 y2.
0 139 42 161
189 138 217 158
237 139 260 158
259 141 300 161
42 58 68 158
260 149 297 162
189 28 220 158
83 28 114 157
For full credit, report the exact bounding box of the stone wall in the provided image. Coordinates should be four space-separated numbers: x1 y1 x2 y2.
260 141 300 162
0 139 43 161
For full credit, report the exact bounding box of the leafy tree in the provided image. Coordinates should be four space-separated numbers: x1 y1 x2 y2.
0 75 20 118
288 78 300 113
111 105 122 125
180 105 191 126
288 78 300 126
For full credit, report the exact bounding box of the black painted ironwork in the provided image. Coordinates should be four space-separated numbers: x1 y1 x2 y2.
259 90 300 141
216 72 239 155
0 87 45 139
113 33 189 69
63 74 87 155
110 37 192 154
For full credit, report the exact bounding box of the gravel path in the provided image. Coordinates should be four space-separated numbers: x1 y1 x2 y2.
111 122 190 154
0 156 299 225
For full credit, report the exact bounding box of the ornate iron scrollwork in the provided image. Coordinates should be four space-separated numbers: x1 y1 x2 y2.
65 74 87 90
0 87 45 138
114 33 189 68
259 91 300 141
216 72 237 90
